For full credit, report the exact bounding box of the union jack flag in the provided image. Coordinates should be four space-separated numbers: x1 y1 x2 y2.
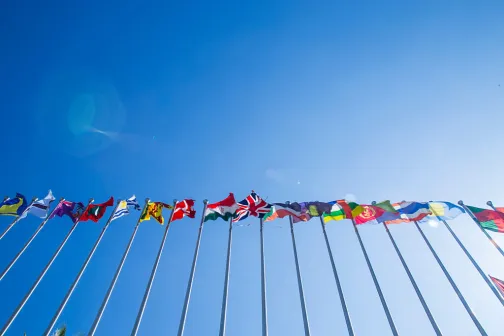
233 192 271 222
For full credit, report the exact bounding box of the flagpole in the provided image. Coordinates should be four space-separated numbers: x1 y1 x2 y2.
0 199 93 336
318 217 353 336
0 199 63 281
0 197 37 240
288 211 311 336
413 221 488 335
219 217 233 336
177 199 208 336
130 200 177 336
459 201 504 258
260 218 268 336
88 199 150 336
352 220 398 336
43 199 121 336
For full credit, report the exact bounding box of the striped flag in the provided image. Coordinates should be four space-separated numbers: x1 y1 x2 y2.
111 195 141 222
20 190 55 219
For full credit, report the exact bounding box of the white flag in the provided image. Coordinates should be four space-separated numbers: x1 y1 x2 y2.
21 190 56 219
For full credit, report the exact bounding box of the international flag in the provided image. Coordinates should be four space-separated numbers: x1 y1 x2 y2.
20 190 55 219
263 202 311 222
323 200 363 223
172 199 196 221
421 201 465 221
385 201 431 224
49 200 85 223
140 202 173 225
489 275 504 298
204 193 238 222
233 192 271 222
111 195 141 222
355 201 400 225
306 202 333 217
466 206 504 233
0 193 28 217
80 197 114 222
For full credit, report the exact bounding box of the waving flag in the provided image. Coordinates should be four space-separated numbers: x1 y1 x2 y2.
140 202 173 225
421 201 465 221
20 190 55 219
323 200 363 223
490 275 504 298
0 193 28 217
264 202 310 222
80 197 114 222
49 201 85 223
385 201 431 224
173 199 196 221
233 192 271 222
111 195 141 221
204 193 238 222
466 206 504 233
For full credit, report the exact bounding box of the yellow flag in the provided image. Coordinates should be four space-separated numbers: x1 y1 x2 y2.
140 202 173 224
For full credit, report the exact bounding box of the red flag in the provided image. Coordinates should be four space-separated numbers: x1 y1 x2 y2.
354 205 387 225
490 275 504 298
172 199 196 221
80 197 114 223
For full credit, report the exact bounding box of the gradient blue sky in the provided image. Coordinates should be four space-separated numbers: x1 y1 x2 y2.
1 1 504 335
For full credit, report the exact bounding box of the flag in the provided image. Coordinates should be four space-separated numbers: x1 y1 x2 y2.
233 192 271 222
354 202 401 225
263 202 311 222
49 200 85 223
466 206 504 233
0 193 28 217
173 199 196 221
111 195 141 222
20 190 55 219
489 275 504 298
140 202 173 225
422 201 465 221
204 193 238 222
385 201 431 224
80 197 114 222
323 200 363 223
306 202 333 217
374 200 402 222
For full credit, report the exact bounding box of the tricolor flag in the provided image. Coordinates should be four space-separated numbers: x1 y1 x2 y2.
385 201 431 224
264 202 310 223
80 197 114 223
172 199 196 221
204 193 238 222
111 195 141 222
20 190 55 219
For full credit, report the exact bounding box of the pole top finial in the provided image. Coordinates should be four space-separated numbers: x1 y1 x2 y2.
371 201 376 205
89 198 94 203
458 200 464 206
286 201 290 205
173 199 178 204
31 197 38 202
487 201 493 206
145 198 150 203
203 199 208 204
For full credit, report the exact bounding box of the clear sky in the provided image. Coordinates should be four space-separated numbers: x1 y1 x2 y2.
1 0 504 335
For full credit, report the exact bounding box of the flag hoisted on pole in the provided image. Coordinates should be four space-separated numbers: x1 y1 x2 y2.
88 198 148 336
318 217 354 336
43 197 116 336
0 195 36 240
130 200 177 336
260 217 268 336
0 198 92 336
0 197 62 281
413 221 488 335
177 200 208 336
219 217 233 336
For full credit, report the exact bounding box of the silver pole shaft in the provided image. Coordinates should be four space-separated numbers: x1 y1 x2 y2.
0 199 92 336
352 222 398 336
130 200 177 336
260 218 268 336
383 223 442 335
319 217 354 336
0 198 37 240
289 216 311 336
43 200 121 336
219 218 233 336
177 200 208 336
0 199 63 281
414 221 487 335
88 199 150 336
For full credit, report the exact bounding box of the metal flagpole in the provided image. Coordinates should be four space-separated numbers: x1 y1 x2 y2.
130 200 177 336
43 200 122 336
0 199 64 281
413 220 488 335
260 218 268 336
219 217 233 336
352 220 398 336
0 197 37 240
459 201 504 258
319 217 354 336
177 200 208 336
288 212 311 336
0 199 93 336
88 199 150 336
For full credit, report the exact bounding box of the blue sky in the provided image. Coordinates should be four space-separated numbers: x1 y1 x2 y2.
1 0 504 335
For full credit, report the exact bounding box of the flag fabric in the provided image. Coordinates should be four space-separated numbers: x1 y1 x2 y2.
385 201 432 224
0 193 28 217
80 197 114 222
49 201 85 223
306 202 333 217
466 206 504 233
233 192 271 222
421 201 465 221
111 195 141 221
204 193 238 222
354 203 400 225
172 199 196 221
264 202 311 222
140 202 173 225
20 190 55 219
489 275 504 298
374 200 402 222
323 200 363 223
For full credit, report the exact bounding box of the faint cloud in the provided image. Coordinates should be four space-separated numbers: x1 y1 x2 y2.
265 168 286 184
428 219 440 228
345 193 357 202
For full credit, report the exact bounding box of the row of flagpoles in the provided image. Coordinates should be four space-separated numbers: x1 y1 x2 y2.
2 191 504 335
